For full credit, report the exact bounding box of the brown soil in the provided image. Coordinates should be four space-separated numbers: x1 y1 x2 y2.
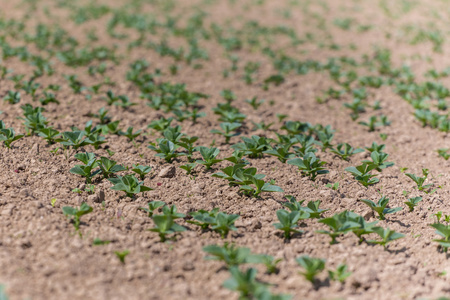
1 0 450 299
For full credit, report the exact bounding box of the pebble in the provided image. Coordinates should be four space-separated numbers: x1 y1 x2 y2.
158 166 176 178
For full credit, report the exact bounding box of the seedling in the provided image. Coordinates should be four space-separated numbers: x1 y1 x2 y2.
62 202 93 235
161 205 186 220
282 196 328 219
119 127 141 141
210 212 240 238
210 122 241 144
345 163 379 187
317 211 360 244
195 146 222 169
360 196 402 220
330 143 364 161
359 116 380 131
51 198 57 207
367 227 405 250
438 148 450 160
328 264 352 283
93 238 111 246
108 175 153 198
237 173 284 198
254 254 282 275
264 144 295 163
149 215 186 242
139 201 166 217
0 128 24 148
245 96 264 110
231 135 271 158
131 164 152 180
148 139 183 163
114 250 129 264
404 196 423 212
287 152 329 181
362 151 394 171
176 136 198 161
405 169 433 191
296 256 326 283
3 90 20 104
188 208 220 230
98 157 126 178
38 128 61 144
315 125 335 151
69 153 100 183
273 209 303 239
180 162 197 175
203 243 254 268
430 223 450 252
365 142 385 153
326 182 339 190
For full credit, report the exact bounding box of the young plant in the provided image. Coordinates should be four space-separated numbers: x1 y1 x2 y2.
62 202 93 234
38 128 61 144
405 169 433 191
287 152 328 181
404 196 423 212
210 122 241 144
98 157 126 178
330 143 364 161
360 196 402 220
349 214 378 243
264 144 295 163
161 205 186 220
180 162 197 175
237 173 284 198
131 164 152 180
149 215 186 242
358 116 379 131
0 127 24 148
69 153 100 183
252 254 282 275
203 243 254 268
296 256 326 283
317 211 360 244
148 139 183 163
139 201 165 217
245 96 264 110
328 264 352 283
282 196 328 219
119 127 141 142
430 223 450 252
273 209 303 239
362 151 394 171
114 250 130 264
345 163 379 187
367 227 405 250
437 148 450 160
210 212 240 238
108 174 153 198
195 146 222 169
3 90 21 104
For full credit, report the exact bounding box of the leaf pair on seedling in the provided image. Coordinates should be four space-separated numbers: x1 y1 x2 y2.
108 175 152 198
188 208 239 238
0 122 24 148
345 163 379 187
287 152 329 181
405 169 433 192
360 196 402 220
62 203 93 235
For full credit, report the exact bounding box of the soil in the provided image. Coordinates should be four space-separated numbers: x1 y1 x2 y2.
1 0 450 299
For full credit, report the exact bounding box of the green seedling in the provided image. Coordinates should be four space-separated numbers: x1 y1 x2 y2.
39 92 59 105
245 96 264 110
264 144 295 163
69 153 100 183
139 201 165 217
62 202 93 234
0 128 24 148
98 157 126 178
51 198 57 207
252 121 274 131
114 250 130 264
326 182 339 190
360 196 402 220
161 205 185 220
344 98 366 120
282 196 328 219
365 142 385 153
287 152 328 181
180 162 197 175
281 121 310 135
60 131 88 149
359 116 381 131
93 238 111 246
176 136 198 161
328 264 352 283
433 211 443 223
203 243 254 268
296 256 326 283
350 214 378 243
210 212 240 238
438 148 450 160
3 90 20 104
148 139 183 163
231 135 271 158
119 127 141 142
257 255 282 275
188 208 220 230
430 223 450 252
330 143 364 161
405 169 433 191
317 211 360 244
210 122 241 144
237 173 284 198
196 146 222 169
131 164 152 180
367 227 405 250
148 117 173 132
362 151 394 171
404 196 423 212
108 174 153 198
345 163 379 187
38 128 61 144
149 215 186 242
85 184 95 194
273 209 303 239
315 125 335 151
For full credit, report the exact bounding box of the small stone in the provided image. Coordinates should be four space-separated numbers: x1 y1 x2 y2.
19 189 29 198
158 166 176 178
29 144 39 155
182 262 195 271
97 190 105 203
252 221 262 230
88 194 99 203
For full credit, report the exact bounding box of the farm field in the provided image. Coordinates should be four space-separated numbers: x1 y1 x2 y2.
2 0 450 299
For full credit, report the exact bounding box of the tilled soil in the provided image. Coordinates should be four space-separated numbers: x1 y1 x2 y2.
1 0 450 299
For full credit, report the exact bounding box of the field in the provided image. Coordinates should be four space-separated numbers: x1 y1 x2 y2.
2 0 450 299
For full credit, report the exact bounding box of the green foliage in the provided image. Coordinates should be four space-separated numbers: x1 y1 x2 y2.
264 144 295 163
231 135 271 158
148 139 183 163
360 196 402 220
139 201 165 217
438 148 450 160
362 151 394 171
328 264 352 283
282 196 328 219
405 169 433 191
345 163 379 187
114 250 130 264
296 256 326 283
98 157 126 178
210 122 241 144
69 153 100 183
203 243 255 268
317 211 360 244
287 152 328 181
38 128 61 144
108 175 153 198
180 162 197 175
330 143 364 161
131 164 152 180
196 146 222 169
119 127 141 141
273 209 303 239
62 202 93 233
430 223 450 252
0 127 24 148
404 196 422 212
3 90 20 104
149 215 186 242
367 227 405 250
